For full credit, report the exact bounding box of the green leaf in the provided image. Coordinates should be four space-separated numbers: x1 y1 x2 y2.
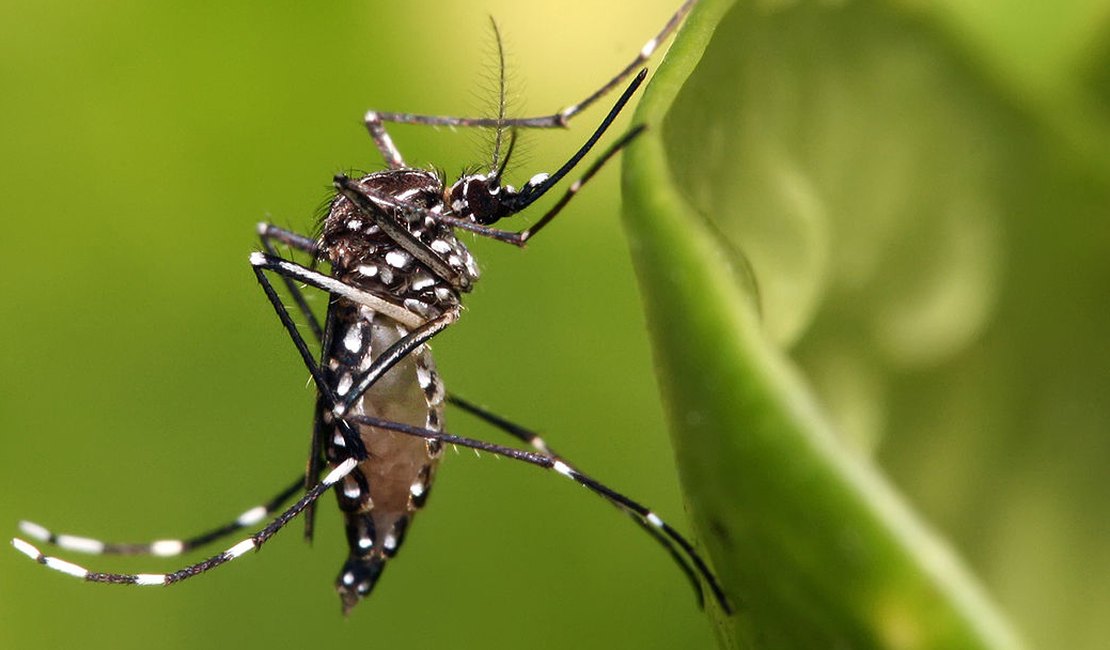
622 0 1036 647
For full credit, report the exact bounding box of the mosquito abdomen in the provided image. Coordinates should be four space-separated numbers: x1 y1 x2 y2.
320 299 445 613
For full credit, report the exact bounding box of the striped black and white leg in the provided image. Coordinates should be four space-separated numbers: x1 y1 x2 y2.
251 251 463 422
258 222 325 342
363 111 406 170
264 73 645 260
447 394 558 456
251 252 425 330
252 250 461 441
12 459 357 586
254 224 331 540
347 414 732 613
447 395 712 610
17 476 304 558
369 0 697 130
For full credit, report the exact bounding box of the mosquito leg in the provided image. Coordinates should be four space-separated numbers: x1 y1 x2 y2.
253 228 333 541
371 0 697 130
250 252 425 330
251 252 457 453
258 223 320 257
446 394 556 455
251 256 373 459
347 414 732 614
17 476 304 558
363 111 406 169
547 0 696 126
446 394 707 608
11 460 357 586
301 411 330 545
258 223 325 342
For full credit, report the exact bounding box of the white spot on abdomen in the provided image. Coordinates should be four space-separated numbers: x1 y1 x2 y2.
343 326 363 353
336 373 353 396
415 365 432 389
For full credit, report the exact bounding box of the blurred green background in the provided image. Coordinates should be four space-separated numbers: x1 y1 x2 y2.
2 1 1108 649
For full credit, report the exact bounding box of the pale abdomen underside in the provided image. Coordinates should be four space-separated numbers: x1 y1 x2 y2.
319 302 444 612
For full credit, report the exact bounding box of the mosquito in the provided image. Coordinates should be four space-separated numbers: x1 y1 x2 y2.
12 0 730 615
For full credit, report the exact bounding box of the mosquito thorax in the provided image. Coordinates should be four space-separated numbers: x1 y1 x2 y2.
322 169 481 317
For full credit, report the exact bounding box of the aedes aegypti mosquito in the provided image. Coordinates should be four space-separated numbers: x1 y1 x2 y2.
12 0 730 615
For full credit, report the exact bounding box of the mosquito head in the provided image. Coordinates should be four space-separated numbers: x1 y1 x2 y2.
448 171 551 226
448 173 503 225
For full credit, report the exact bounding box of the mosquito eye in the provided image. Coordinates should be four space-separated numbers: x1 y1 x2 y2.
465 183 500 222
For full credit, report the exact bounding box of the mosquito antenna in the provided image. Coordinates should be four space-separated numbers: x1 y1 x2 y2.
489 16 509 174
494 129 518 184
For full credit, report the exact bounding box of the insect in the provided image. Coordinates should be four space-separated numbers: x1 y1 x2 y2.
12 0 729 615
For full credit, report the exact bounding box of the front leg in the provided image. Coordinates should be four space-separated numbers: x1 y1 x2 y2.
250 252 425 329
258 223 324 343
363 111 406 170
255 225 328 539
251 253 372 460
